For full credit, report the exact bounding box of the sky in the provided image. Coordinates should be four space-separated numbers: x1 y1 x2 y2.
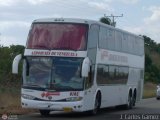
0 0 160 46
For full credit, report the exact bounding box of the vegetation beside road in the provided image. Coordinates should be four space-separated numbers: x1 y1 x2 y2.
143 82 157 99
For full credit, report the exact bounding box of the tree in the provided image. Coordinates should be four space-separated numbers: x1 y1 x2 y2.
143 35 160 83
99 17 112 26
0 45 25 86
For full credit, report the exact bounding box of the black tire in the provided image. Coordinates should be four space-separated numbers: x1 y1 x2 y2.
124 93 133 109
91 92 101 115
127 95 133 109
39 110 50 116
132 92 136 106
156 97 160 100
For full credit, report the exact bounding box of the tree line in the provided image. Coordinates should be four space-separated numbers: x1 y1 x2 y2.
0 45 24 87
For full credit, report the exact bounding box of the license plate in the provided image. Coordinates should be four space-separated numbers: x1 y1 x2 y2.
63 107 73 112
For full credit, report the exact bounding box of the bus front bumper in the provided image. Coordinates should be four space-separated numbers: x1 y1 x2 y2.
21 98 84 112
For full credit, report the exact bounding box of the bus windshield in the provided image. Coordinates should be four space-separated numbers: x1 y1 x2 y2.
23 57 84 91
27 23 88 50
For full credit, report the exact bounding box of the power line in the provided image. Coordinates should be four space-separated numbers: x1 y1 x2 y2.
104 14 123 27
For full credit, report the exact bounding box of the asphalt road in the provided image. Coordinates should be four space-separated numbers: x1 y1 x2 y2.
16 98 160 120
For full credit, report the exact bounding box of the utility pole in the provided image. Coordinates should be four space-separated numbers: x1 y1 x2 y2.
104 14 123 27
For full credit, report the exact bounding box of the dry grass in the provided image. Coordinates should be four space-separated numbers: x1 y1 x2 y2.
143 82 157 98
0 88 36 115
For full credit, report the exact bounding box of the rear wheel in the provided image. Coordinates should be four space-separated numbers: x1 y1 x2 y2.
132 92 136 106
124 93 133 109
126 94 133 109
39 110 50 116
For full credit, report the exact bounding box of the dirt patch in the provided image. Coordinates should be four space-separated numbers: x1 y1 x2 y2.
0 89 37 115
143 82 157 98
0 106 37 115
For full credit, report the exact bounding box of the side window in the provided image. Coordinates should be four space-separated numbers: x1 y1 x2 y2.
135 37 139 55
128 35 134 54
109 66 118 83
122 34 128 52
88 24 99 64
139 38 144 56
85 65 95 89
132 36 136 55
97 65 109 84
115 31 122 51
118 67 128 84
108 29 115 50
140 69 144 79
97 65 129 85
88 24 99 49
99 27 108 49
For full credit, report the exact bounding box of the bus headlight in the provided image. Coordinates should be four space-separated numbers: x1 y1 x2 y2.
22 94 35 100
66 97 83 101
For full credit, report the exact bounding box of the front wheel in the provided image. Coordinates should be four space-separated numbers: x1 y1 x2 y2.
39 110 50 116
91 92 101 115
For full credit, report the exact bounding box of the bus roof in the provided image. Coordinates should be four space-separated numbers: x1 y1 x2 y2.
33 18 96 24
33 18 143 39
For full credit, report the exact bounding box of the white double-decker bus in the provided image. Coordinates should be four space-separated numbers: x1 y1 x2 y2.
12 18 144 115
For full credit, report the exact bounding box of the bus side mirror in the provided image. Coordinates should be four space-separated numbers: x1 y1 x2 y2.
12 54 22 74
81 57 91 77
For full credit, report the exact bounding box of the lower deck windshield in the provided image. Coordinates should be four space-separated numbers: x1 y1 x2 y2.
23 57 84 91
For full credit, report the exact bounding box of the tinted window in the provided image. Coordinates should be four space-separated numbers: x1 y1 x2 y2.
27 23 88 50
108 29 115 50
122 34 128 52
99 27 108 49
88 24 99 48
97 65 128 85
97 65 109 84
115 31 122 51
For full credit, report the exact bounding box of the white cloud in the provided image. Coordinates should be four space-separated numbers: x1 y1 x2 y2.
118 0 139 4
144 6 160 24
0 0 52 6
27 0 51 5
0 36 24 46
143 6 160 42
0 21 30 46
123 26 142 35
0 0 19 6
88 1 113 11
122 24 160 43
121 5 160 43
0 21 30 31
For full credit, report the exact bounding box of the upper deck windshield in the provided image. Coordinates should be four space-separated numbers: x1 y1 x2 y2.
27 23 88 50
23 57 84 91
